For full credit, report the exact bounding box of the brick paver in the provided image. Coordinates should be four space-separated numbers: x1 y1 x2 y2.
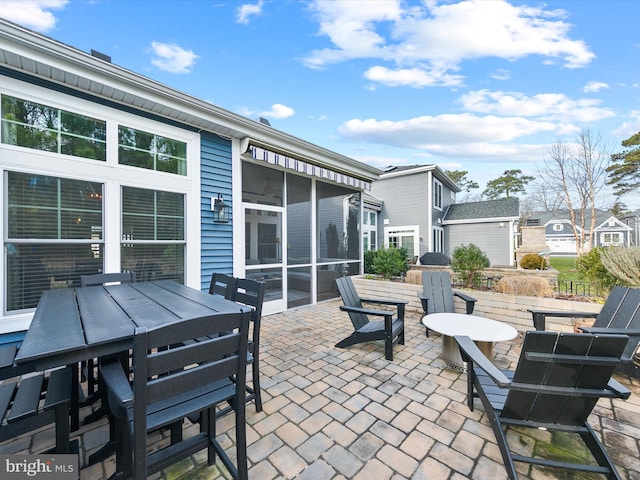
2 298 639 479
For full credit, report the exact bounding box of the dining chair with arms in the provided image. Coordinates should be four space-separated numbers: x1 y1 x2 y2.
100 309 251 480
208 272 237 299
0 345 73 454
232 277 266 412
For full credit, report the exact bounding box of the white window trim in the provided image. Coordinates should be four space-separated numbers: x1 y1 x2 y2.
384 225 420 257
1 78 201 330
434 179 443 211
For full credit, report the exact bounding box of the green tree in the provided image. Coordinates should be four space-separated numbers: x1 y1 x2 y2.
576 247 622 295
451 244 490 288
483 169 534 199
606 132 640 197
444 170 479 192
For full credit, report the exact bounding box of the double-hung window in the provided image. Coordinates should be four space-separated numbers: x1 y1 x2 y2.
434 179 443 210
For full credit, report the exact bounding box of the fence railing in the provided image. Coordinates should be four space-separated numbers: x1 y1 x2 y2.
452 275 599 298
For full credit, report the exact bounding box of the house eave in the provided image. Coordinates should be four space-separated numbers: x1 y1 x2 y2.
0 19 380 183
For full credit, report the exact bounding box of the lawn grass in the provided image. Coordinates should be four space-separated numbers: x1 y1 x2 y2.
549 257 582 283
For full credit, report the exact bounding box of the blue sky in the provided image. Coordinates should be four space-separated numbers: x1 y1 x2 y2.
4 0 640 208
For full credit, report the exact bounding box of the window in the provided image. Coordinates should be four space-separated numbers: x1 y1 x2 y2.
601 232 622 246
433 227 444 253
552 223 563 231
5 171 104 312
121 187 185 283
434 179 443 210
385 226 419 258
1 94 106 160
118 125 187 175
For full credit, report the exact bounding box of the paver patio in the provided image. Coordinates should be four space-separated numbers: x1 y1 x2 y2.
2 298 639 479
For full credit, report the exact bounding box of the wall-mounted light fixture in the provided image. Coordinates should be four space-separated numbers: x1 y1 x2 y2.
211 194 229 223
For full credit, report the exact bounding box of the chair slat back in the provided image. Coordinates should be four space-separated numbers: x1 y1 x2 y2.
421 271 455 314
233 278 265 349
503 331 628 426
208 272 237 299
81 272 136 287
592 286 640 359
335 276 369 330
132 310 251 410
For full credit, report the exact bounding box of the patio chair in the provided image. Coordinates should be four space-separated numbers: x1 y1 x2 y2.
528 286 640 378
456 330 630 480
0 345 73 453
232 277 266 412
418 270 477 337
208 272 237 299
335 276 406 361
100 309 251 480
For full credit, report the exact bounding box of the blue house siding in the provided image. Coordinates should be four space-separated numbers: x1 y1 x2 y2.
200 132 234 291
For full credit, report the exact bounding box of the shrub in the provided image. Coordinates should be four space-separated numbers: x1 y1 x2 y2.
496 276 554 297
578 247 628 294
371 247 408 280
364 249 376 274
451 244 490 288
520 253 546 270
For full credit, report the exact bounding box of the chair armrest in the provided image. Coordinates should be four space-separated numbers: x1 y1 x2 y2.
454 335 511 387
417 292 428 314
454 291 477 314
340 305 393 319
606 377 632 399
99 357 134 413
361 297 409 306
580 326 640 337
527 309 599 331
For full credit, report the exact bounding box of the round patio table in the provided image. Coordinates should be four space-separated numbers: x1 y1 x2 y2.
422 312 518 371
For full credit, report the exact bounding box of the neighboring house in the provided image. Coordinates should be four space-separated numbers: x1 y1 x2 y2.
0 20 379 335
443 197 520 267
525 210 632 255
370 165 460 259
620 210 640 246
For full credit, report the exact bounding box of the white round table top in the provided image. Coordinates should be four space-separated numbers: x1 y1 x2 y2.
422 312 518 343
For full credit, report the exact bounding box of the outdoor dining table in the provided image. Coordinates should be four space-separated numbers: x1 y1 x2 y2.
14 280 249 433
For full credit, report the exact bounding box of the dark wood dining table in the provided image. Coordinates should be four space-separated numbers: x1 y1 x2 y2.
15 280 249 432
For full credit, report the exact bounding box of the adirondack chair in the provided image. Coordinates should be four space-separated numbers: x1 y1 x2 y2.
529 286 640 378
100 310 251 480
456 330 631 480
418 270 477 337
335 276 406 361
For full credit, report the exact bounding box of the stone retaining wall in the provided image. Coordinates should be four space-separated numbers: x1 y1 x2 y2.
351 275 601 333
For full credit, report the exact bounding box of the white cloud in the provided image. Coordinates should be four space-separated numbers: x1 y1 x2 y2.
339 113 568 149
459 89 615 123
364 65 464 88
583 81 609 93
260 104 295 119
304 0 594 85
491 69 511 81
612 111 640 138
236 1 264 25
150 42 199 74
1 0 68 32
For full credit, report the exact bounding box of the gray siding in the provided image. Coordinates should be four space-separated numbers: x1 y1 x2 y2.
446 222 512 267
200 132 233 290
372 172 429 251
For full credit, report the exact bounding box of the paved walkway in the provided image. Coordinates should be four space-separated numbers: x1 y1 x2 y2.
2 299 640 479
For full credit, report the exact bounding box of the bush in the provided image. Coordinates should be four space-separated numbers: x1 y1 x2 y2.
364 249 376 274
496 276 554 297
520 253 546 270
371 247 409 280
451 244 490 288
577 247 624 295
